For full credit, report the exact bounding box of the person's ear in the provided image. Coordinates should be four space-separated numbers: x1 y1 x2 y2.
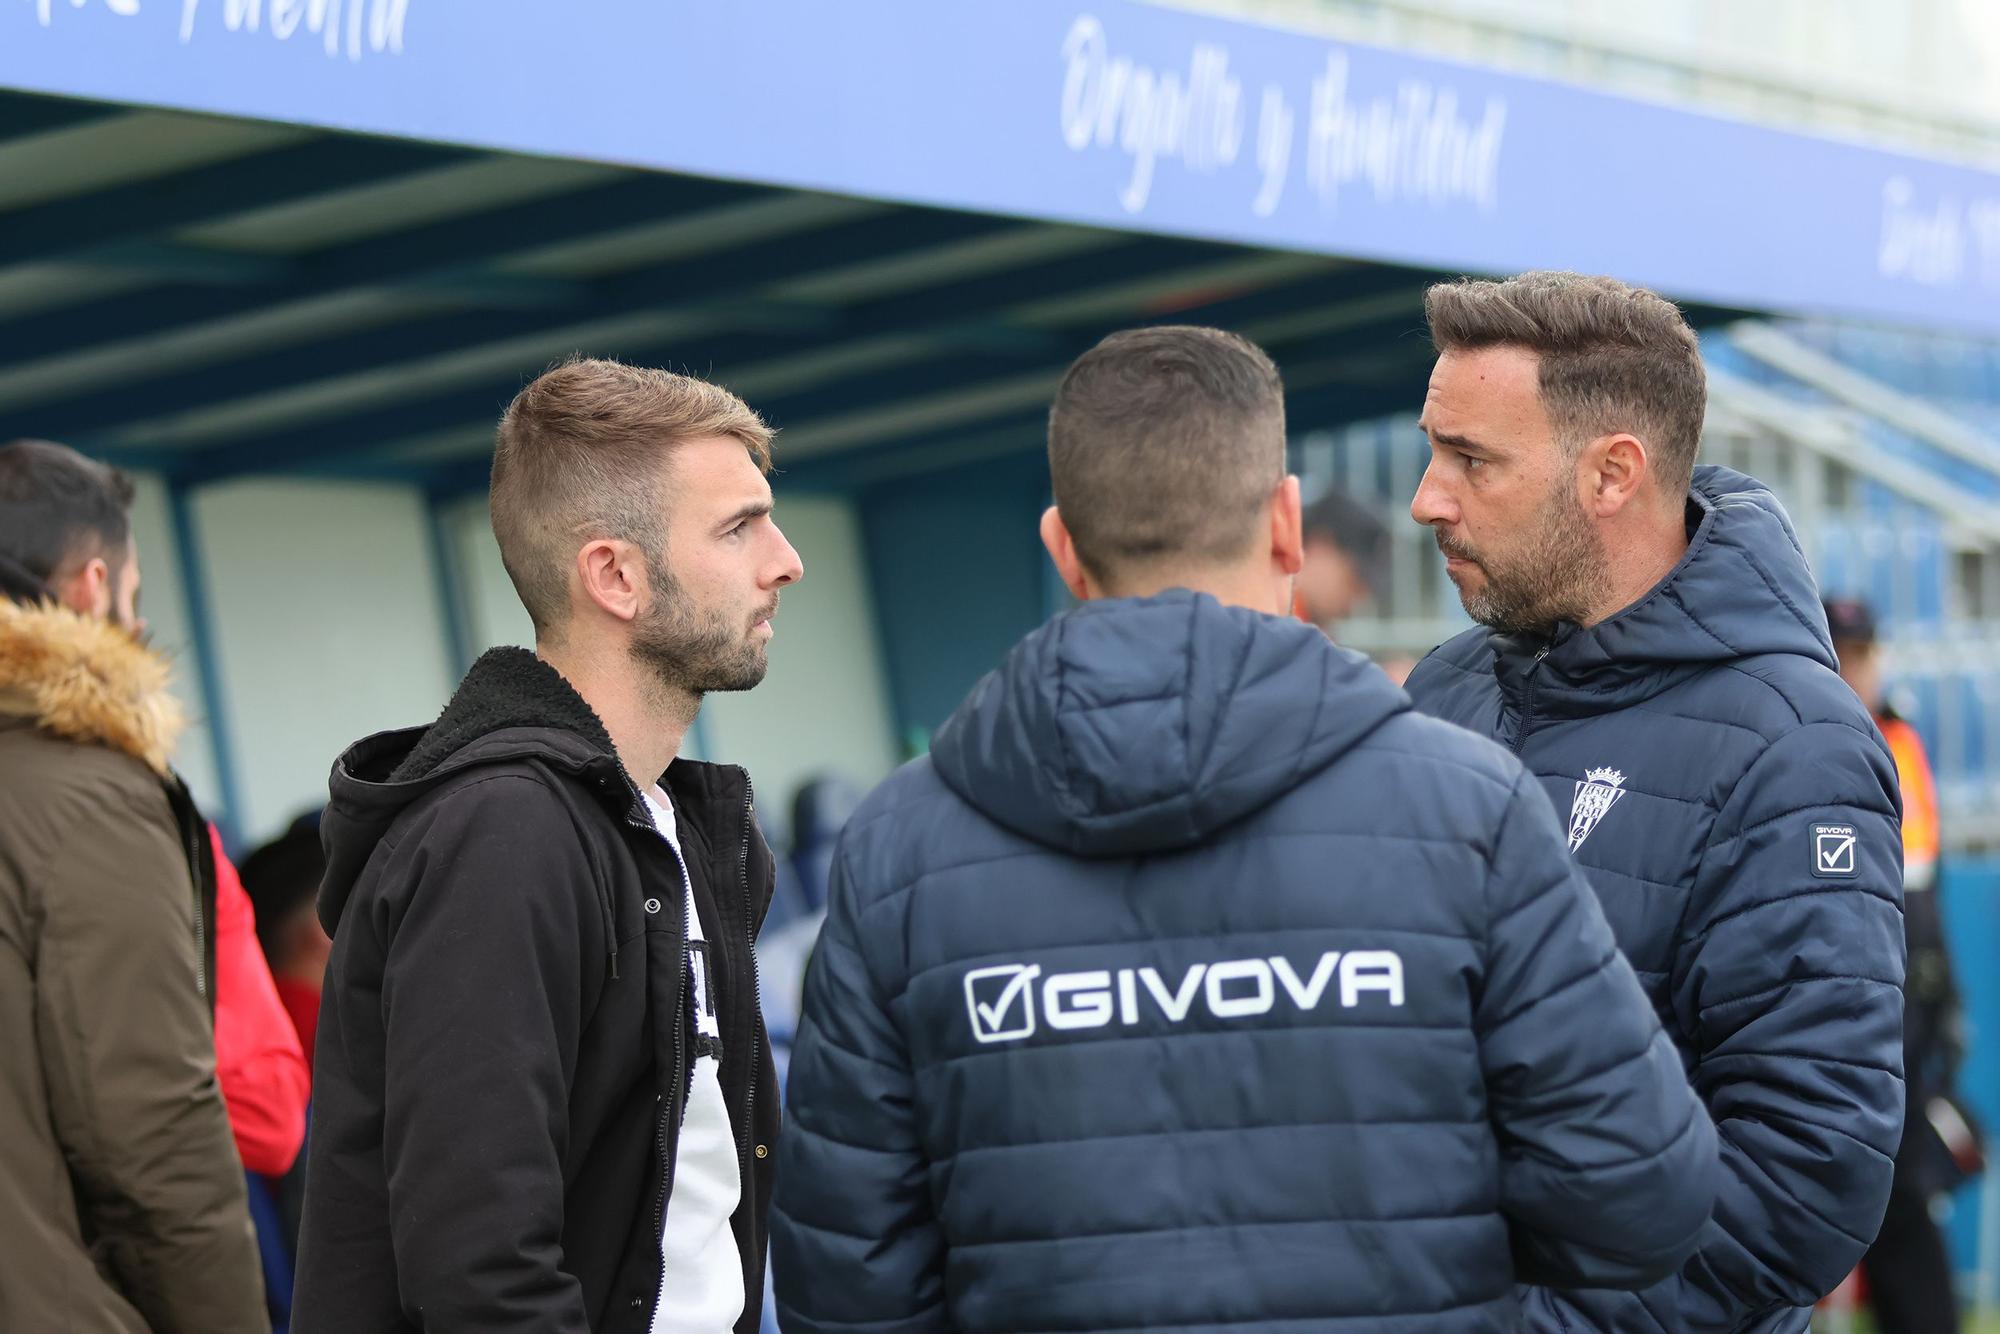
52 555 111 618
1580 433 1649 517
575 539 648 624
1271 475 1304 576
1039 507 1095 602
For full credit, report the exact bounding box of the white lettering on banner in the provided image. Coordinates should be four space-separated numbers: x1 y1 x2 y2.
178 0 408 57
1060 13 1506 220
1306 52 1506 215
1878 176 2000 294
34 0 140 26
1061 14 1246 213
1880 177 1965 288
30 0 408 58
964 950 1407 1045
1251 83 1293 217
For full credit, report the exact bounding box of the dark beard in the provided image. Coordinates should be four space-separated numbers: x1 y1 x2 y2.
628 556 769 699
1450 482 1609 636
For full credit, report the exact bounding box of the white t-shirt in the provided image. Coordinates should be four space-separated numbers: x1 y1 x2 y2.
642 786 745 1334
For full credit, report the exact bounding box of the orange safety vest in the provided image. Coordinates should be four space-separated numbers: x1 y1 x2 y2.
1878 715 1940 891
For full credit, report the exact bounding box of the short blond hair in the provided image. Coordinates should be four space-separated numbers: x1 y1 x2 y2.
490 358 773 637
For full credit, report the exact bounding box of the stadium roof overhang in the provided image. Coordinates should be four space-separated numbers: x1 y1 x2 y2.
0 0 1993 495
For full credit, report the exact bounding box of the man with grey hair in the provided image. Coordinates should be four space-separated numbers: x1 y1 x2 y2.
1404 271 1906 1332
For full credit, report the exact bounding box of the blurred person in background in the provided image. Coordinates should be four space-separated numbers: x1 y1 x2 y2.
294 360 801 1334
752 774 865 1334
240 809 333 1265
210 819 312 1180
240 810 333 1076
757 774 868 1056
1404 273 1906 1332
0 438 268 1334
1827 596 1977 1334
1294 483 1388 628
1295 484 1416 683
772 326 1716 1332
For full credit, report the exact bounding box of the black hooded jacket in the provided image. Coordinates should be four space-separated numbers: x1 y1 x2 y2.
292 648 778 1334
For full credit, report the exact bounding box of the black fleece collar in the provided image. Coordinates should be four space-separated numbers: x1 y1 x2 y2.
391 647 617 785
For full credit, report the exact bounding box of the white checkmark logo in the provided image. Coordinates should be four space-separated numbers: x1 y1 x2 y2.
1818 834 1855 872
964 964 1041 1043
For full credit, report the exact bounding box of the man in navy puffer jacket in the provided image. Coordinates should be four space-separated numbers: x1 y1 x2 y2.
772 326 1717 1332
1404 273 1905 1332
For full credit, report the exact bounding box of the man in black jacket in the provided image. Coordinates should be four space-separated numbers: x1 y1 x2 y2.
293 359 803 1334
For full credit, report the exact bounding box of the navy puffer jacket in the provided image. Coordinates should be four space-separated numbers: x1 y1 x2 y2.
773 591 1716 1332
1406 466 1906 1333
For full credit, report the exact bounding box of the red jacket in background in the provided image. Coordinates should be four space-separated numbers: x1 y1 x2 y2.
209 824 310 1177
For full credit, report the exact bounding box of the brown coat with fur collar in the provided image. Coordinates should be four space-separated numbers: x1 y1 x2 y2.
0 601 266 1334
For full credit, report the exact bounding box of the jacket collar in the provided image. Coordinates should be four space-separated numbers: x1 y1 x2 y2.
1484 466 1833 721
388 646 620 785
0 600 184 775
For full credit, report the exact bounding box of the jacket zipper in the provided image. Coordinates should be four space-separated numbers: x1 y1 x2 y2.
651 980 687 1326
621 778 687 1330
1509 644 1552 754
734 777 761 1181
183 814 209 1000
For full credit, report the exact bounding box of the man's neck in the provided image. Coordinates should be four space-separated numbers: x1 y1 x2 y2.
1579 500 1691 630
1103 564 1290 617
537 640 696 788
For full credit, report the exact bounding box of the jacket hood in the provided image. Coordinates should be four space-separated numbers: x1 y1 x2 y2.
319 647 627 933
931 590 1408 858
0 600 184 775
1492 465 1835 713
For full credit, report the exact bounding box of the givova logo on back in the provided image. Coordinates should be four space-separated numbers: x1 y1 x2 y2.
962 950 1405 1045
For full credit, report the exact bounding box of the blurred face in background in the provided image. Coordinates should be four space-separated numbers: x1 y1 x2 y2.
1833 638 1883 714
1411 346 1608 636
1295 537 1370 626
54 534 146 640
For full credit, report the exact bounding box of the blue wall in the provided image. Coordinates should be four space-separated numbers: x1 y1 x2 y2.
859 451 1051 750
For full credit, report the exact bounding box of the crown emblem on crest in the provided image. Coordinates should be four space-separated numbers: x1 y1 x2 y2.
1568 767 1630 853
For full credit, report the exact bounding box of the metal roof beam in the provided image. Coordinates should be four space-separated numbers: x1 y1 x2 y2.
0 136 470 269
748 266 1421 436
150 259 1423 482
69 240 297 285
28 211 1039 441
774 305 1439 458
368 308 1437 498
0 171 764 371
772 373 1427 493
0 92 127 140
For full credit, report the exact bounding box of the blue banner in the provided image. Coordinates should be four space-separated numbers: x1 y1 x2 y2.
5 0 1999 334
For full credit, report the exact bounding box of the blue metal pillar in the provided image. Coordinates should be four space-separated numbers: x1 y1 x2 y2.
423 491 476 676
166 483 246 840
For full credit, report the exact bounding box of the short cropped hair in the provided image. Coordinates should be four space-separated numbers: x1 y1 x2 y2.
0 439 136 604
1425 271 1706 494
1048 326 1286 582
490 358 773 637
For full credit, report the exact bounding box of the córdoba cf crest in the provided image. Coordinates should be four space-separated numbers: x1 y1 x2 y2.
1568 767 1628 853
